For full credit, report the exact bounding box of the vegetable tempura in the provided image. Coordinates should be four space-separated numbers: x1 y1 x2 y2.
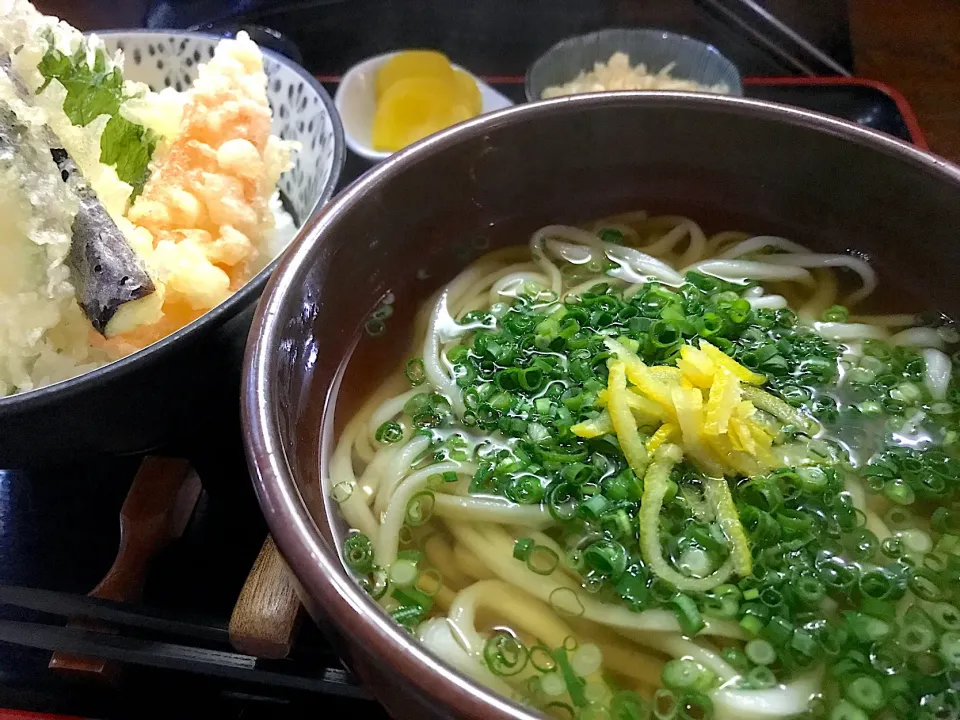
0 0 298 395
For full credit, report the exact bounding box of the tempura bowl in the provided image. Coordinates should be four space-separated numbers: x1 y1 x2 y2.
0 30 344 468
243 94 960 719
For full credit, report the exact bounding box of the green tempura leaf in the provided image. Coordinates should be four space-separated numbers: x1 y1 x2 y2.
100 113 157 195
36 40 156 197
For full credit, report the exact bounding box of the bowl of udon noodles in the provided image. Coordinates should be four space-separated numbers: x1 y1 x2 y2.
244 92 960 720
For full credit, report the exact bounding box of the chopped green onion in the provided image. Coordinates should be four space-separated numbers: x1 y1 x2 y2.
884 478 916 506
740 614 764 636
909 568 946 602
899 614 936 654
721 647 750 672
762 616 794 647
760 586 784 608
513 537 534 561
570 643 603 677
927 601 960 630
880 536 905 560
830 699 869 720
615 568 651 610
583 539 628 580
549 587 585 618
397 548 422 563
791 629 819 658
695 313 723 338
415 568 442 597
745 666 776 690
653 688 679 720
404 358 426 385
675 547 712 581
542 701 574 718
364 567 389 600
403 393 432 417
823 305 850 323
661 658 717 693
859 569 895 600
483 632 528 676
794 574 826 606
527 545 560 575
389 586 432 628
580 494 611 520
343 533 374 574
818 557 859 591
678 692 713 720
547 482 581 521
609 691 648 720
375 420 404 444
938 631 960 668
745 638 777 666
552 646 588 708
670 594 705 636
844 612 892 643
529 644 556 673
405 491 435 527
506 474 544 504
702 584 741 619
846 368 876 385
389 558 419 587
844 675 885 712
598 228 624 244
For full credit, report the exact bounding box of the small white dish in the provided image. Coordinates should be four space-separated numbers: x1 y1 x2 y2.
334 51 514 161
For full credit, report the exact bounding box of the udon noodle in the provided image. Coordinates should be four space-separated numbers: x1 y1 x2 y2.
328 212 960 720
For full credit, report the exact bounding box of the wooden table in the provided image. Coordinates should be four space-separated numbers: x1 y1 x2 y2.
34 0 960 163
850 0 960 163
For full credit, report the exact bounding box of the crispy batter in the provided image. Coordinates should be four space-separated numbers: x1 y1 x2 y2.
107 33 294 350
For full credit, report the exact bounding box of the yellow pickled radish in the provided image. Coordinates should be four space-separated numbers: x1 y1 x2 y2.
376 50 454 99
372 77 471 152
453 68 481 115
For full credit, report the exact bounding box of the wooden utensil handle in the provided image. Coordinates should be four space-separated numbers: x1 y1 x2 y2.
229 535 302 659
49 457 195 677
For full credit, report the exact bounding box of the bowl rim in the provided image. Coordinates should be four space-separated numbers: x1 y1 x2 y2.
0 29 345 414
524 26 744 102
243 91 960 719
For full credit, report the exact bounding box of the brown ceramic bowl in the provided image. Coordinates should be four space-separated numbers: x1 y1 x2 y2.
242 93 960 719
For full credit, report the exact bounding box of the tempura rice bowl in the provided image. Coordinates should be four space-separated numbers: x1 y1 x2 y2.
0 29 343 467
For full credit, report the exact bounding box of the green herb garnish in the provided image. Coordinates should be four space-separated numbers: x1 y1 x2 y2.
37 37 157 196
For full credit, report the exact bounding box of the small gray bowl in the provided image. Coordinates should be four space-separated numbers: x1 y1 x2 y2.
525 28 743 102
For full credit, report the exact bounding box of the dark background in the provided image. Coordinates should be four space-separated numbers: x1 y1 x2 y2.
34 0 960 163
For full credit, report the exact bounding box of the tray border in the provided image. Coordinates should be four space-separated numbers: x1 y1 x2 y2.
743 76 928 149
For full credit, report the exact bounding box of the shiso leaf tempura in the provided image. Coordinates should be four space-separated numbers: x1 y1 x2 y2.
332 211 960 719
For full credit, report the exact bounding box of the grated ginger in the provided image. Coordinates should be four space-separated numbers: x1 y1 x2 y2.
541 52 731 99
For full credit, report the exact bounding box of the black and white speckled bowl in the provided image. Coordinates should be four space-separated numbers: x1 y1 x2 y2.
0 31 345 468
525 28 743 102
